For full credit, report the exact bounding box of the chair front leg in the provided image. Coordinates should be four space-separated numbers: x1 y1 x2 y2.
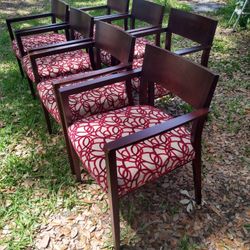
58 115 82 179
69 141 81 181
192 153 202 205
191 120 205 205
106 150 120 249
54 85 82 179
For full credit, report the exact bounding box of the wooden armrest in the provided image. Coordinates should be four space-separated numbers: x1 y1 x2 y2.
131 27 167 38
15 22 68 34
53 63 131 87
29 40 94 59
58 68 141 125
6 13 53 40
104 108 209 152
174 45 210 56
28 38 92 53
6 13 53 23
59 68 141 96
79 5 108 11
95 13 131 22
127 26 157 33
15 23 69 37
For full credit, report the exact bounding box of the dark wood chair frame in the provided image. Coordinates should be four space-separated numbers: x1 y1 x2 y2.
28 21 136 175
83 0 165 48
165 8 218 67
17 8 95 98
129 8 218 67
6 0 69 77
79 0 130 30
56 44 219 249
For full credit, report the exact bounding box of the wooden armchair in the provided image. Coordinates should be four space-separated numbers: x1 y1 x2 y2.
33 21 135 176
20 8 94 98
30 21 135 138
6 0 69 76
131 8 218 98
99 0 165 65
56 44 219 249
79 0 130 30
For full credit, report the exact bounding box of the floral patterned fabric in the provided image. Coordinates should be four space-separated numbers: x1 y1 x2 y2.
22 50 92 82
132 58 169 98
68 105 195 197
37 77 128 123
100 37 154 66
12 33 66 59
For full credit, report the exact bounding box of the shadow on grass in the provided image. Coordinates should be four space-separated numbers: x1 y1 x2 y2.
117 160 249 248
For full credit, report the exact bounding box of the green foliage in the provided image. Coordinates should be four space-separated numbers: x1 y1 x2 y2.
179 235 198 250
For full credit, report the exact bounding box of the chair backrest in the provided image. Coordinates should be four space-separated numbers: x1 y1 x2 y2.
107 0 130 13
167 8 218 46
131 0 164 26
95 21 135 64
69 8 94 38
51 0 69 22
141 45 219 109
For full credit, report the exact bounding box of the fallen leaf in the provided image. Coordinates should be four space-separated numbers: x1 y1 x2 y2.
71 227 78 239
180 189 190 197
38 235 50 249
187 202 194 213
180 199 190 205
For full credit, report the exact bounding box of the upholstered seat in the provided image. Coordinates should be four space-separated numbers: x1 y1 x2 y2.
100 37 154 66
37 78 129 123
22 50 92 82
12 33 67 59
132 58 169 98
68 105 195 197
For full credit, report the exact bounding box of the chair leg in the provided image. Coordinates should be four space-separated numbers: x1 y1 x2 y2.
108 193 120 250
69 142 82 181
40 102 52 134
60 122 82 179
124 18 128 30
16 57 24 77
27 78 36 99
192 157 202 205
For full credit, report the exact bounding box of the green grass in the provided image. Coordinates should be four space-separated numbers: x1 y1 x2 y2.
0 0 249 249
179 235 199 250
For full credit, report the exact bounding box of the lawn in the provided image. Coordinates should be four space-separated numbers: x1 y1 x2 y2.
0 0 249 249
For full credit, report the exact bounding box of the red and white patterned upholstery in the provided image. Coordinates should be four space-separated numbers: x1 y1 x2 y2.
12 33 66 59
134 37 155 59
37 77 128 123
100 37 154 66
68 105 195 197
22 50 92 82
132 58 169 98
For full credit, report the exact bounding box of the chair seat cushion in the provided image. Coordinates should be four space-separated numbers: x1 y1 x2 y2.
68 105 195 197
12 33 66 59
132 58 169 98
37 77 128 123
100 37 154 66
22 50 92 82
